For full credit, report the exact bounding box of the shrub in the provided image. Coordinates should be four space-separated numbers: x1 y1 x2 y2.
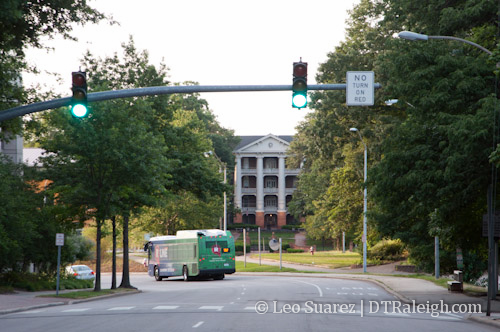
227 224 259 230
286 248 304 253
235 244 251 252
0 271 92 292
280 225 303 231
368 239 406 261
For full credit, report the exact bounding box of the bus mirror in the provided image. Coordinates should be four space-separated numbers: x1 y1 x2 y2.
144 243 149 252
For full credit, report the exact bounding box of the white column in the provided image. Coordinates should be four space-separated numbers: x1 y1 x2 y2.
278 155 286 211
256 155 264 211
234 155 242 209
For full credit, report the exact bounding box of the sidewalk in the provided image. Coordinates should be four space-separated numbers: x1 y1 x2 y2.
237 254 500 328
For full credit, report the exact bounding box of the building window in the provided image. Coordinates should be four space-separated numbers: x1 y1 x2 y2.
264 176 278 188
243 214 256 224
242 195 256 208
242 157 256 169
264 195 277 207
264 157 278 169
286 176 298 188
242 176 256 188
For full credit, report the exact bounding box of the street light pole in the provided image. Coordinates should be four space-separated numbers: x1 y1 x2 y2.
350 127 368 273
398 30 497 315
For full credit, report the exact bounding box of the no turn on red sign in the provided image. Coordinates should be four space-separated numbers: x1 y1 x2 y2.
346 71 374 106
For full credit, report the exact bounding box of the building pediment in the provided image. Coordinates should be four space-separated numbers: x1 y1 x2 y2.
234 134 292 154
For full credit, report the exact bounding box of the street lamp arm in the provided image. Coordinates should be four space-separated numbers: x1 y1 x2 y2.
398 31 492 55
428 35 492 55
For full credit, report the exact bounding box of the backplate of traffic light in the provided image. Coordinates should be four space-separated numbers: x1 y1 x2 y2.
292 61 308 109
71 71 88 118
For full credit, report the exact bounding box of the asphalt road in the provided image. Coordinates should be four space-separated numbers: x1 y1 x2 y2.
0 273 497 332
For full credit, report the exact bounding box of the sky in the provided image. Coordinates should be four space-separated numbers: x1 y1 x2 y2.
24 0 360 136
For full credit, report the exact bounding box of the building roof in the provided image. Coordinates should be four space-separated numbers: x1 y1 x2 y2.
234 135 294 151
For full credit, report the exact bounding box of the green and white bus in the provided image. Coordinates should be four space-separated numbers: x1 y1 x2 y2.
145 229 236 281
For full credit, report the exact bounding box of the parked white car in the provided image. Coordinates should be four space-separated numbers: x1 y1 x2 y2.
66 265 95 280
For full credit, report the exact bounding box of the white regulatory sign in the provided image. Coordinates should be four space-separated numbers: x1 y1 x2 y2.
55 233 65 246
346 71 374 106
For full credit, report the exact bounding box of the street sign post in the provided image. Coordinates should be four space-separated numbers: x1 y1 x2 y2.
55 233 64 296
346 71 375 106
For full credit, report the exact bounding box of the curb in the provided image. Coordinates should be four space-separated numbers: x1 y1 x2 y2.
0 301 66 315
468 314 500 329
0 289 141 315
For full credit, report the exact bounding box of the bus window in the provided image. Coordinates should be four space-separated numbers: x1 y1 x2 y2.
206 241 227 248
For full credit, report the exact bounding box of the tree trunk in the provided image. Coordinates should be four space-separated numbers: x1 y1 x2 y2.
111 216 117 289
119 213 135 289
94 218 102 291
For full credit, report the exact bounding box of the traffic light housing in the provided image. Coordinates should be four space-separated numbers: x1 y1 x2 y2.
292 61 307 109
71 71 88 118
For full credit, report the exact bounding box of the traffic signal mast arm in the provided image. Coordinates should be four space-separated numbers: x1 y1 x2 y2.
0 83 381 122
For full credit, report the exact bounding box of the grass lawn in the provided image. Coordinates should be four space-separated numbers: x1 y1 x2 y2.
254 250 362 269
235 261 317 273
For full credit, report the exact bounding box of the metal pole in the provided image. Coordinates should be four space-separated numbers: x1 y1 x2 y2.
223 165 227 232
0 83 382 122
363 145 367 273
487 186 493 315
494 242 498 297
243 228 246 268
258 227 261 266
279 238 282 270
56 246 61 296
435 236 440 279
342 232 345 253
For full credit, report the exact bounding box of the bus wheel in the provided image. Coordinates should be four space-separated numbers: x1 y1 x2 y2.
213 274 224 280
154 266 163 281
183 266 190 282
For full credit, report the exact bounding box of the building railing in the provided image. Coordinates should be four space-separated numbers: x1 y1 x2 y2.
264 187 278 194
263 168 278 174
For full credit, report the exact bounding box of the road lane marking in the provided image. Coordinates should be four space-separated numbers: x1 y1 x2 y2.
153 306 179 310
62 308 90 312
14 310 46 314
193 321 204 328
108 306 135 311
296 280 323 297
199 306 223 311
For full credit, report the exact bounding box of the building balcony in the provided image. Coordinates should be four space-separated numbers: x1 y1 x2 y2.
264 187 278 194
242 187 257 194
285 187 297 194
285 168 301 175
264 206 278 213
241 167 257 174
241 207 256 214
263 168 278 174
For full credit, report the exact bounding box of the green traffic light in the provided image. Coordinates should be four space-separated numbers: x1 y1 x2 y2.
292 93 307 109
71 104 88 118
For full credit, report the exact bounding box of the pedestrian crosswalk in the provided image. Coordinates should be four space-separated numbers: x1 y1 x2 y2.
14 304 464 321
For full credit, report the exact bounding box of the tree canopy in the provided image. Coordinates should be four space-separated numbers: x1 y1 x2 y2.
289 0 499 276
